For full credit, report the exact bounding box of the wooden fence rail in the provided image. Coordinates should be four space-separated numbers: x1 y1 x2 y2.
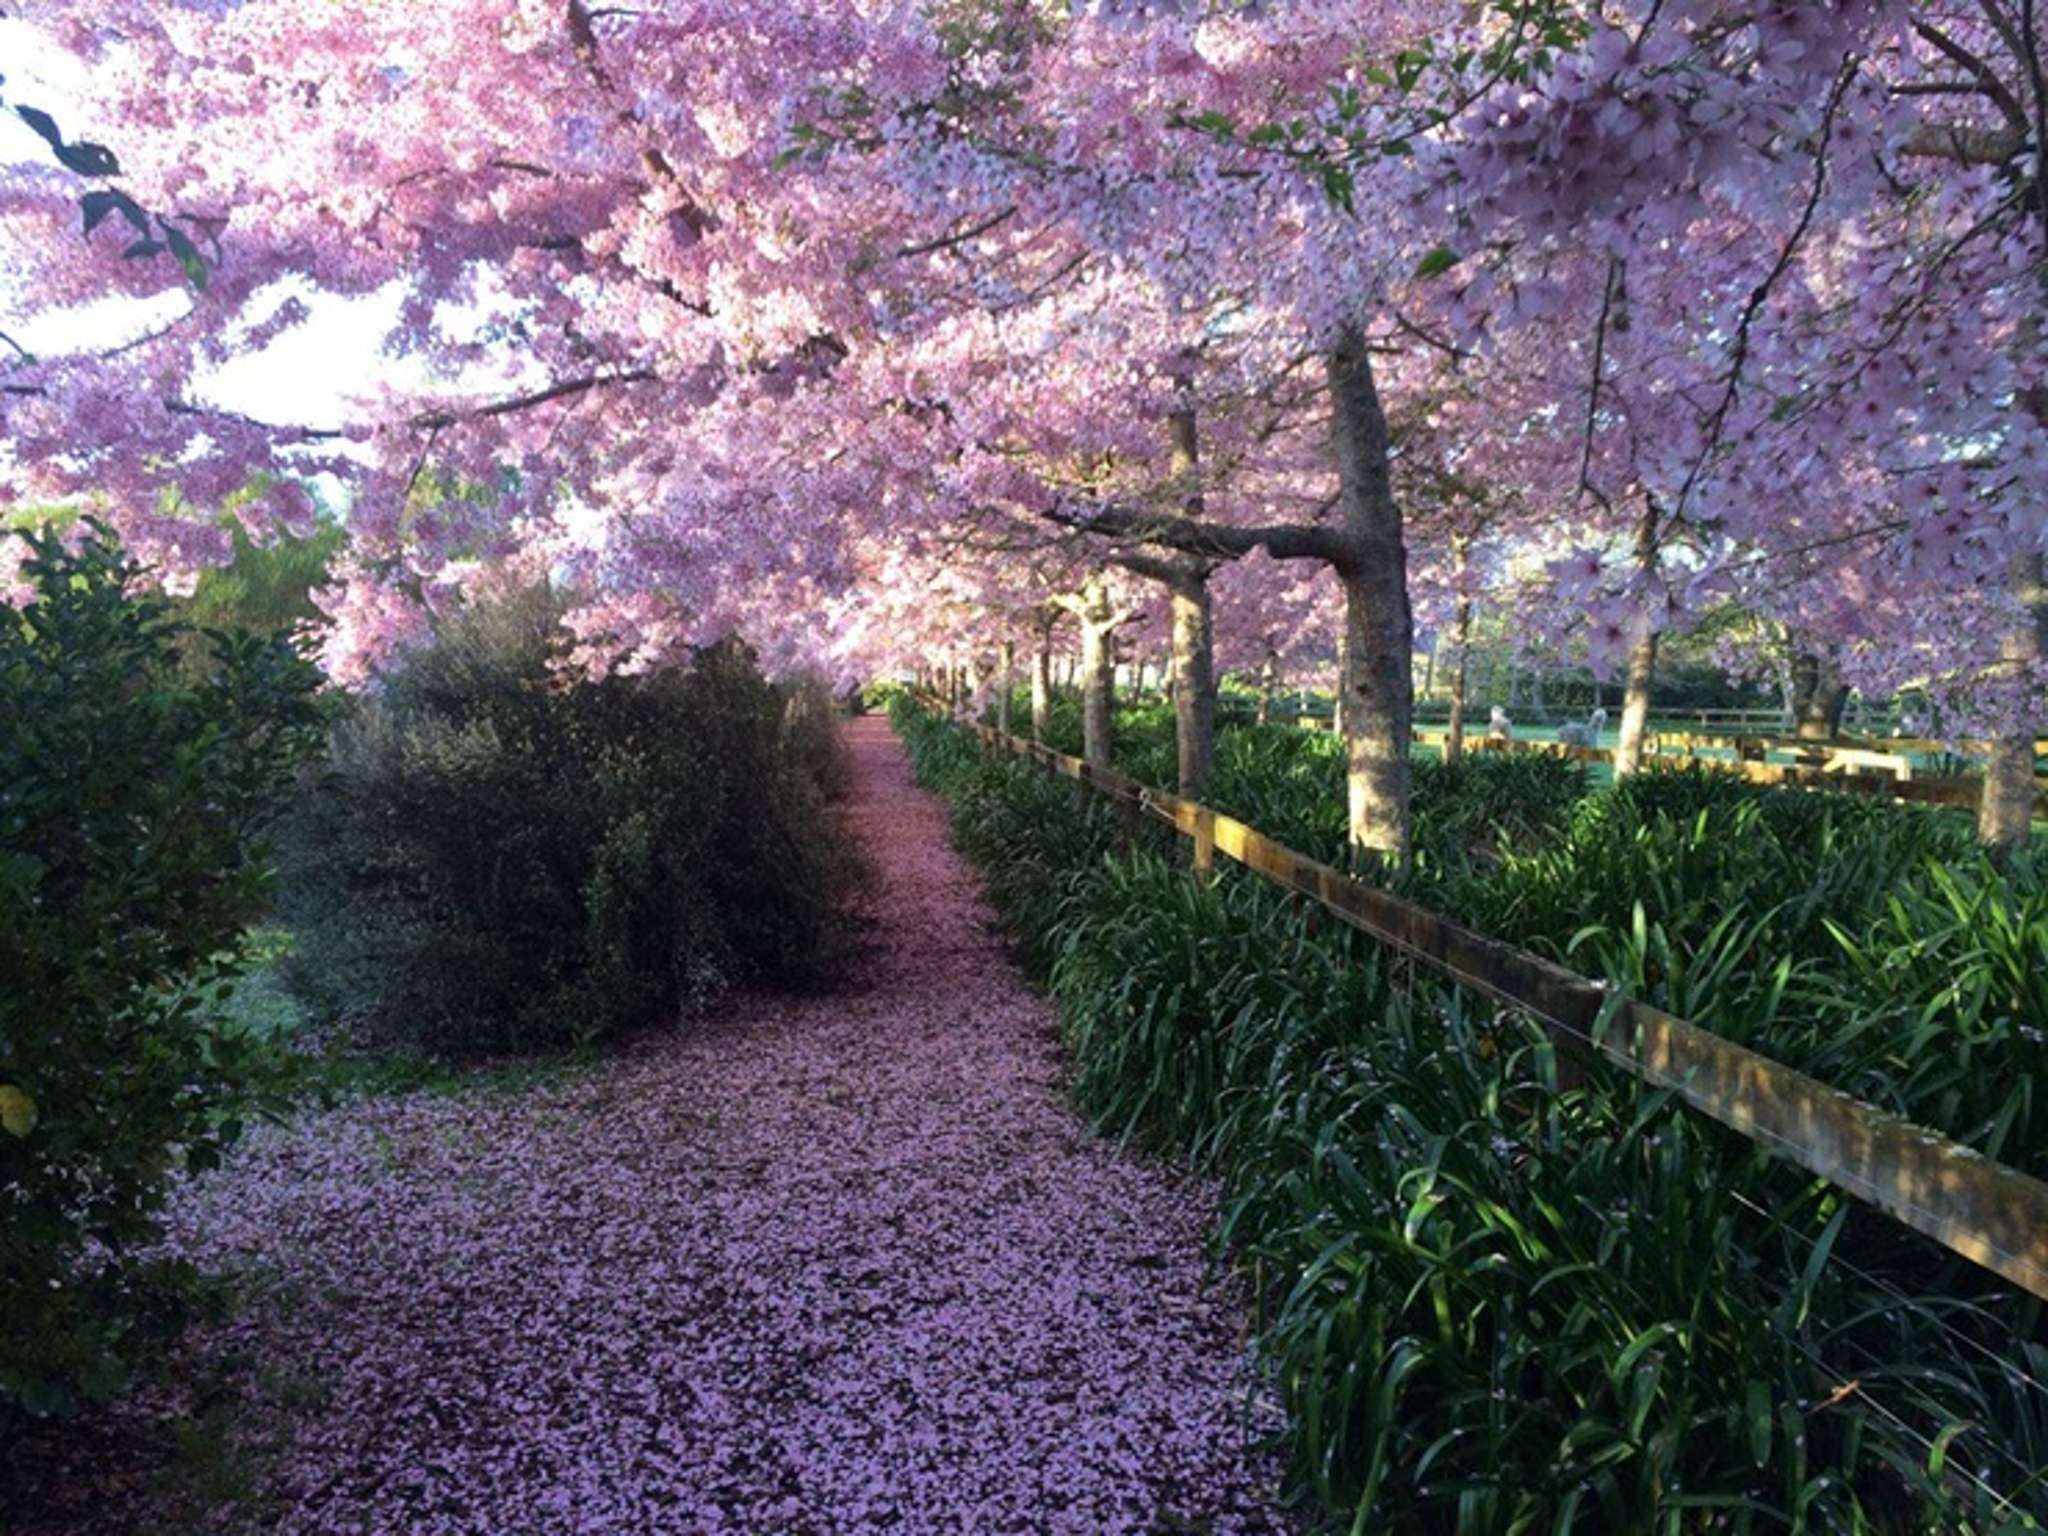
932 703 2048 1303
1211 707 2045 811
1424 730 2048 817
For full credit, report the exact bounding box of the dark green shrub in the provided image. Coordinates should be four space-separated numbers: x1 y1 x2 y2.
0 526 323 1419
779 672 852 802
279 593 858 1054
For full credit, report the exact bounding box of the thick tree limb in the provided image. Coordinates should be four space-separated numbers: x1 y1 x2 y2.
1898 120 2027 164
1045 498 1346 566
1109 546 1208 589
1913 20 2031 126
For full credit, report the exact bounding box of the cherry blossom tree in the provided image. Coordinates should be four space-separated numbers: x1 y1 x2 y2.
3 0 2043 854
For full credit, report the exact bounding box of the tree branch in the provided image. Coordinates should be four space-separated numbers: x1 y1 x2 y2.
566 0 713 239
435 367 658 426
1044 498 1346 566
1673 68 1850 518
896 206 1017 260
1109 546 1213 590
1913 20 2030 127
156 366 660 439
1898 120 2027 163
1577 255 1621 515
2021 0 2048 258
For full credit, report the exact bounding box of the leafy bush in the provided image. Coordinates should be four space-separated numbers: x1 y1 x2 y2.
0 526 323 1419
896 698 2048 1532
175 512 342 652
779 671 853 802
280 593 859 1054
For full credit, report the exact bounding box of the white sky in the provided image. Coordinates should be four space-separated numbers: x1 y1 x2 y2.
1 17 431 436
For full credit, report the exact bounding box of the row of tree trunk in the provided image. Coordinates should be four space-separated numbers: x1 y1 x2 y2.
959 596 2031 858
940 325 2036 858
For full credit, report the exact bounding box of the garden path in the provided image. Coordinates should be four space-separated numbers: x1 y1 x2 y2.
39 716 1290 1535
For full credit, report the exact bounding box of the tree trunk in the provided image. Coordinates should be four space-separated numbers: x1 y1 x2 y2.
997 638 1014 737
1789 650 1849 741
1333 624 1351 737
1979 549 2045 854
1614 624 1659 775
1257 645 1278 725
1081 622 1115 768
1030 626 1052 742
1164 385 1217 796
1980 328 2048 851
1328 331 1412 864
1078 575 1117 769
1341 572 1412 864
1445 597 1472 765
1613 504 1661 776
1170 577 1215 797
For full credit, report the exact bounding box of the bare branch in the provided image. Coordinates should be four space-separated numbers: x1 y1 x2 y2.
1673 67 1851 519
1384 303 1476 362
153 366 660 440
896 205 1017 261
402 426 443 500
1577 256 1621 515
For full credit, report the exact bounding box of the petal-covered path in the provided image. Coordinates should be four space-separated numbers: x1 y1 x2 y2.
33 717 1292 1535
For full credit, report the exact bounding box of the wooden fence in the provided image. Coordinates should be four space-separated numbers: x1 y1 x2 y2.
1236 719 2043 815
934 703 2048 1303
1422 729 2048 818
1237 700 2047 771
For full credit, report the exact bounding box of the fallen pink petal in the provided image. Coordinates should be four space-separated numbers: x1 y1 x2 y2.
12 719 1290 1535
